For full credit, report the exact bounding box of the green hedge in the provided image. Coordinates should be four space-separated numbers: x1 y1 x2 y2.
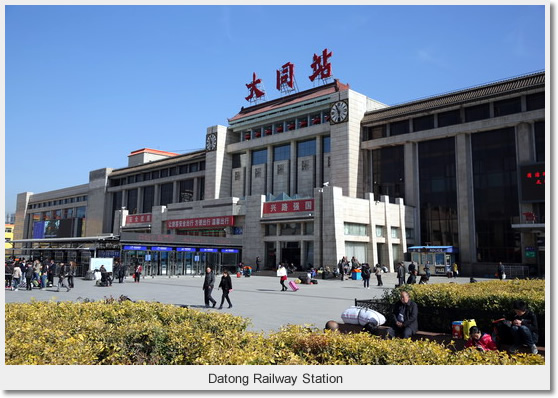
5 300 543 365
382 279 545 314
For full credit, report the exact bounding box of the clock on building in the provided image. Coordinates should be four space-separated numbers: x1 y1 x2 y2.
329 100 348 124
206 133 217 151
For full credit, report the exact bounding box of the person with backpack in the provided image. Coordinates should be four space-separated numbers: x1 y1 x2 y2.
361 263 371 289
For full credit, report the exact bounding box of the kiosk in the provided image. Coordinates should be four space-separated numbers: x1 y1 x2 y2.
407 246 459 275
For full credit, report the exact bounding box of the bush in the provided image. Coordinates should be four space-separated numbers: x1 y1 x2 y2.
5 301 544 365
382 279 545 314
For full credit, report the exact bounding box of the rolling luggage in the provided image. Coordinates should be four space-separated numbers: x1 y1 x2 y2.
288 280 299 291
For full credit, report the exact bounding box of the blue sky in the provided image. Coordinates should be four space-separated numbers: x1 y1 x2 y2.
5 5 546 215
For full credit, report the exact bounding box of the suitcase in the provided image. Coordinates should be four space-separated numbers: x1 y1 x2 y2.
310 279 318 285
236 272 242 278
288 280 299 291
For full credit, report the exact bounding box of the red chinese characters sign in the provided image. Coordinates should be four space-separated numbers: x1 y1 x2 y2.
309 48 333 82
126 214 152 224
167 216 234 230
263 199 314 215
276 62 295 91
245 72 265 101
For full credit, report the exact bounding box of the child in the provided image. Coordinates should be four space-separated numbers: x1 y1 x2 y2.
465 326 498 351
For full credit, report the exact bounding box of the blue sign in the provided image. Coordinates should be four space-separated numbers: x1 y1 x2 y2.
221 249 239 253
200 248 218 253
123 245 147 251
177 247 196 252
151 246 172 251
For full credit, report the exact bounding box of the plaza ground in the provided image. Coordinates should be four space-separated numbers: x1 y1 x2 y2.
4 272 489 333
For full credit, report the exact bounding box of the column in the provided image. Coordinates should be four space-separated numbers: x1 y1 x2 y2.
290 141 296 195
455 133 476 267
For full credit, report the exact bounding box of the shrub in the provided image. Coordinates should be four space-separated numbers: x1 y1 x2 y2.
383 279 545 314
5 301 544 365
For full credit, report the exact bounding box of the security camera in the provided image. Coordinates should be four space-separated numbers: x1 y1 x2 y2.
323 182 330 187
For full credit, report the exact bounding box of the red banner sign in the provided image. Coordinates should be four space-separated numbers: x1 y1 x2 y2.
126 214 152 224
263 199 314 214
167 216 234 230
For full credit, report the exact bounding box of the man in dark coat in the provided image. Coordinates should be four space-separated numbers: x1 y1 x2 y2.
386 291 418 339
202 267 217 308
396 263 406 287
218 270 233 309
507 300 539 354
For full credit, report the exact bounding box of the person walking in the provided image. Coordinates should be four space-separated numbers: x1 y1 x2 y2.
134 264 143 283
40 261 48 290
5 261 13 289
202 267 217 307
25 262 34 290
11 263 22 291
361 263 371 289
218 270 233 309
452 262 459 278
374 263 384 286
47 259 56 287
56 262 71 292
68 261 77 288
277 264 288 291
118 263 126 283
255 256 261 273
497 262 505 280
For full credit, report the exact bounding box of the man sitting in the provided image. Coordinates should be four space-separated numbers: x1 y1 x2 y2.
507 300 539 354
386 291 418 339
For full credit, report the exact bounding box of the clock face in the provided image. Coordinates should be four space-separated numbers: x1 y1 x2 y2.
330 100 348 124
206 133 217 151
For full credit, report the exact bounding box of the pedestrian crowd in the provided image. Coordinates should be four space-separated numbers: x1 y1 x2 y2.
5 258 77 292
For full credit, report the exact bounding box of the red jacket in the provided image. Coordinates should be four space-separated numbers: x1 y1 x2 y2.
465 333 498 351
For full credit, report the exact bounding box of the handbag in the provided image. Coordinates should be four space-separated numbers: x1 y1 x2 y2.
502 273 506 280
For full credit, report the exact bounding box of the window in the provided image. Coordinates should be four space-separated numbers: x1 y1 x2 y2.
127 189 138 214
390 120 410 136
265 224 277 236
375 226 384 237
161 169 169 178
170 167 178 176
323 136 331 153
280 223 301 235
232 153 242 169
142 186 154 213
344 223 367 236
160 183 173 206
413 115 434 132
391 227 399 238
179 165 190 174
76 206 86 218
364 125 386 140
151 170 160 179
190 163 199 173
526 92 544 111
127 175 136 184
252 149 267 166
136 173 144 182
274 144 290 161
179 180 194 202
305 222 314 235
143 172 151 181
494 97 521 117
464 103 490 122
297 139 316 157
406 228 414 240
534 121 545 162
438 109 461 128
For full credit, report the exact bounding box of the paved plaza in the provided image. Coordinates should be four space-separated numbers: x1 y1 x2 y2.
4 272 489 333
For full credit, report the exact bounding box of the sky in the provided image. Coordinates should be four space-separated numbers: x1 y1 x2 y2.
4 4 546 215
